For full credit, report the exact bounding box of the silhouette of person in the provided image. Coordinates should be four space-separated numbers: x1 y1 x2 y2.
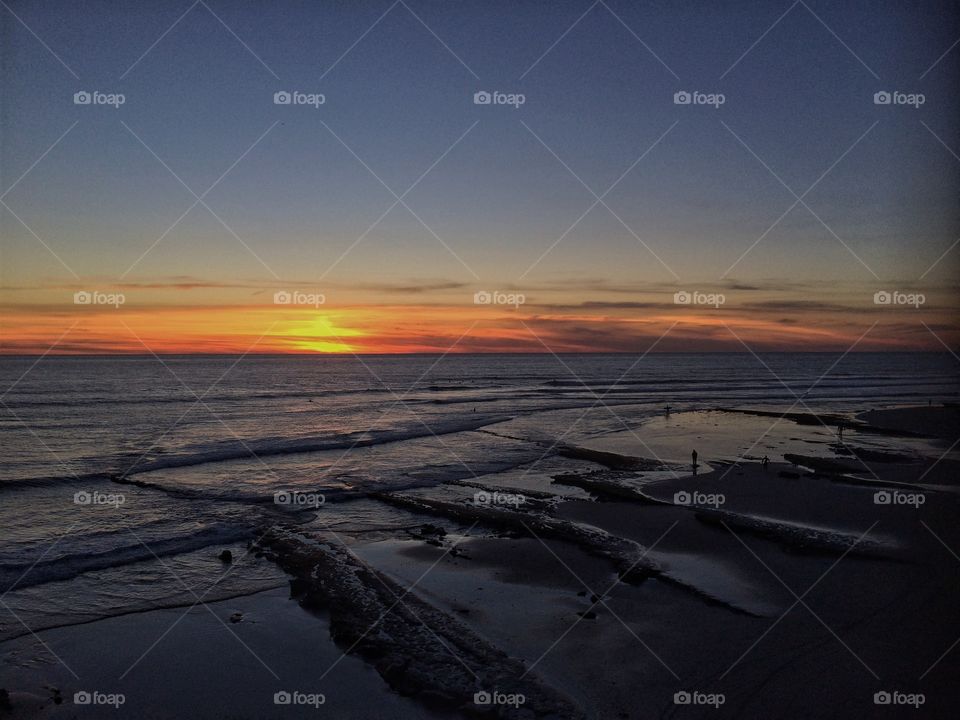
664 404 672 417
838 422 844 440
762 455 769 469
691 449 698 475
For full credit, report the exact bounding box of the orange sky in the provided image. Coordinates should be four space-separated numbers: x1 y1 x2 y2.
2 294 956 354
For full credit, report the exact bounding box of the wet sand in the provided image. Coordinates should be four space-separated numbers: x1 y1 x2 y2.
3 406 958 718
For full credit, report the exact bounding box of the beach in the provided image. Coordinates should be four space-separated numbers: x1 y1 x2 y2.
2 358 958 719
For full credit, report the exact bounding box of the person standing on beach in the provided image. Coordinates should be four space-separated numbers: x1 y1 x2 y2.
692 449 698 474
762 455 769 469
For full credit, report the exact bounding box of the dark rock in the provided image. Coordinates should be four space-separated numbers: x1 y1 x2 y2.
778 471 800 479
218 550 233 563
577 611 597 620
229 612 243 623
1 689 10 710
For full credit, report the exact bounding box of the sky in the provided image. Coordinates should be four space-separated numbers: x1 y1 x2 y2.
2 0 959 353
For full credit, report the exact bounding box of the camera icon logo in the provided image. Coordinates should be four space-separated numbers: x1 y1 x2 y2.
74 691 92 705
674 491 691 505
74 291 92 304
273 290 292 304
74 91 92 105
274 691 292 705
873 290 891 305
673 290 691 305
674 691 692 704
874 490 891 505
874 691 891 705
274 490 292 505
873 91 891 105
474 491 491 505
674 91 691 105
474 290 492 304
474 91 492 105
274 91 292 105
74 491 92 505
474 691 492 704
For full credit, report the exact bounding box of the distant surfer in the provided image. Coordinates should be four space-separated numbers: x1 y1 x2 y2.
762 455 769 469
691 449 698 475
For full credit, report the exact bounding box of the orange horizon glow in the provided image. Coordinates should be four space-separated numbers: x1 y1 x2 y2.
1 301 955 355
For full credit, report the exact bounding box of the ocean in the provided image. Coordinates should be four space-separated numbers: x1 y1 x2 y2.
1 352 956 641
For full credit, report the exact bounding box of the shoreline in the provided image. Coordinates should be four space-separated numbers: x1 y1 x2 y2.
2 405 959 718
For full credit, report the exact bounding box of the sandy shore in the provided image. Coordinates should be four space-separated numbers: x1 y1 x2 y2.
3 406 958 718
